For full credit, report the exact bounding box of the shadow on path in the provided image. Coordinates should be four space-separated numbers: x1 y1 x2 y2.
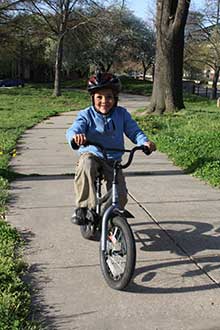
129 219 220 294
129 255 220 294
132 220 220 256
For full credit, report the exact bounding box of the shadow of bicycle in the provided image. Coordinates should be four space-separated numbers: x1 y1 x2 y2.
129 220 220 294
129 255 220 294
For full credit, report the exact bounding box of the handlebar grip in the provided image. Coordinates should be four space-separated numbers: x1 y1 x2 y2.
71 139 90 150
142 145 151 155
71 139 79 150
71 139 101 150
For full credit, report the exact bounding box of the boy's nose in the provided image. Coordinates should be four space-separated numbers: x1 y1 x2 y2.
101 97 108 102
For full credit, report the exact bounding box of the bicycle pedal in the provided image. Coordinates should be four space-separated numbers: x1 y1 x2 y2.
85 209 97 223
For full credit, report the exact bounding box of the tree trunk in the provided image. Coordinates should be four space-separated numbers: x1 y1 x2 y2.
142 61 147 81
53 35 64 97
19 40 25 80
173 22 185 109
211 66 220 99
149 34 175 114
149 0 190 114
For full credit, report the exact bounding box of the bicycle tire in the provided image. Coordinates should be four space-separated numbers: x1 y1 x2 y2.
99 216 136 290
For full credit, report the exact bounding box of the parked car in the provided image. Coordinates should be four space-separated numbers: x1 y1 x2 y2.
0 79 24 87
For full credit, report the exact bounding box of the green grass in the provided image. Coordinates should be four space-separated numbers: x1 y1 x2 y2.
0 221 40 330
120 76 153 95
0 84 89 329
135 95 220 187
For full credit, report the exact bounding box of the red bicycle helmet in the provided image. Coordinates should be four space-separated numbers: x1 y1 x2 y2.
87 72 121 94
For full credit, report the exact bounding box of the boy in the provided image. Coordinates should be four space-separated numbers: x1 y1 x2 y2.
66 72 156 225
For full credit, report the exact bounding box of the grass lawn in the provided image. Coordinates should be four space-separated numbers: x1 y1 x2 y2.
135 95 220 187
120 76 153 95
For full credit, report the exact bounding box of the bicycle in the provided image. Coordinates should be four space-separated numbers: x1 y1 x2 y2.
71 140 150 290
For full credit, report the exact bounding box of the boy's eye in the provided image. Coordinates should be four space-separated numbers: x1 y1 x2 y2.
95 94 114 100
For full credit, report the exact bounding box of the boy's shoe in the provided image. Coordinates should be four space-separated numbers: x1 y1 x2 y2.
71 207 87 225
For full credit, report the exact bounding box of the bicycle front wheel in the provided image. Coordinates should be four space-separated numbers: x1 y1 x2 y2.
100 216 136 290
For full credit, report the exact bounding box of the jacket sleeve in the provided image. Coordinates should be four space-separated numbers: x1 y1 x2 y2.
66 111 88 147
123 109 148 145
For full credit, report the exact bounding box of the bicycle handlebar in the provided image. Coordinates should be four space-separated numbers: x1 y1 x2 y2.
71 139 150 169
120 145 150 169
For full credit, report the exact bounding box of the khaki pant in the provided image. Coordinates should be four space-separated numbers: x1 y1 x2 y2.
74 153 128 210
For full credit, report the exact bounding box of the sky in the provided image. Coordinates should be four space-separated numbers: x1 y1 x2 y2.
127 0 206 21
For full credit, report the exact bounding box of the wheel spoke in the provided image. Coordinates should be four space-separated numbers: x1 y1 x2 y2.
106 255 126 278
100 216 136 290
106 225 128 278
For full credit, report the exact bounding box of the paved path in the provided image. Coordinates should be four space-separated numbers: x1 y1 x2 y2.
8 93 220 330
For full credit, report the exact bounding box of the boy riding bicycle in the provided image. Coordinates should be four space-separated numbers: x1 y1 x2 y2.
66 72 156 225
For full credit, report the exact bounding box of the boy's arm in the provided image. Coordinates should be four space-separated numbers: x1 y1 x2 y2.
124 110 156 152
66 111 88 147
124 110 148 145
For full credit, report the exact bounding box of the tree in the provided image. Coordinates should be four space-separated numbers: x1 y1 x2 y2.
28 0 79 95
201 0 220 99
204 0 220 25
184 10 206 80
62 6 150 76
27 0 106 96
185 2 220 99
62 11 92 78
185 25 220 99
126 16 155 80
85 7 135 72
0 0 25 23
149 0 191 114
0 13 50 80
27 1 128 96
62 7 148 77
86 7 156 76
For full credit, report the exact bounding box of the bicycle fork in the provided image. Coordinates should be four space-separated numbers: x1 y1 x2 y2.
101 163 120 252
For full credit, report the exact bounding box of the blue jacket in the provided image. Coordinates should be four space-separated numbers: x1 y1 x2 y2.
66 105 148 160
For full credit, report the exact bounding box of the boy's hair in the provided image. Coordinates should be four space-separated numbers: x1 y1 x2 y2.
87 72 121 95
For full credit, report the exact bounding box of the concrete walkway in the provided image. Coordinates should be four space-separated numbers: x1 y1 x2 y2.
7 93 220 330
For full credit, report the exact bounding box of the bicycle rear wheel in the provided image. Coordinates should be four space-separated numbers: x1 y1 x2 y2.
100 216 136 290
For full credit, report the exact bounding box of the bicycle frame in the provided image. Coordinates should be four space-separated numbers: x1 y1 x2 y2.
100 161 121 252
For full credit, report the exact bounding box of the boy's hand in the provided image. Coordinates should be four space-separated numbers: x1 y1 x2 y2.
73 134 87 146
144 140 156 153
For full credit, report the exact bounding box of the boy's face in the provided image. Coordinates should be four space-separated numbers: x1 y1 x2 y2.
93 89 115 114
